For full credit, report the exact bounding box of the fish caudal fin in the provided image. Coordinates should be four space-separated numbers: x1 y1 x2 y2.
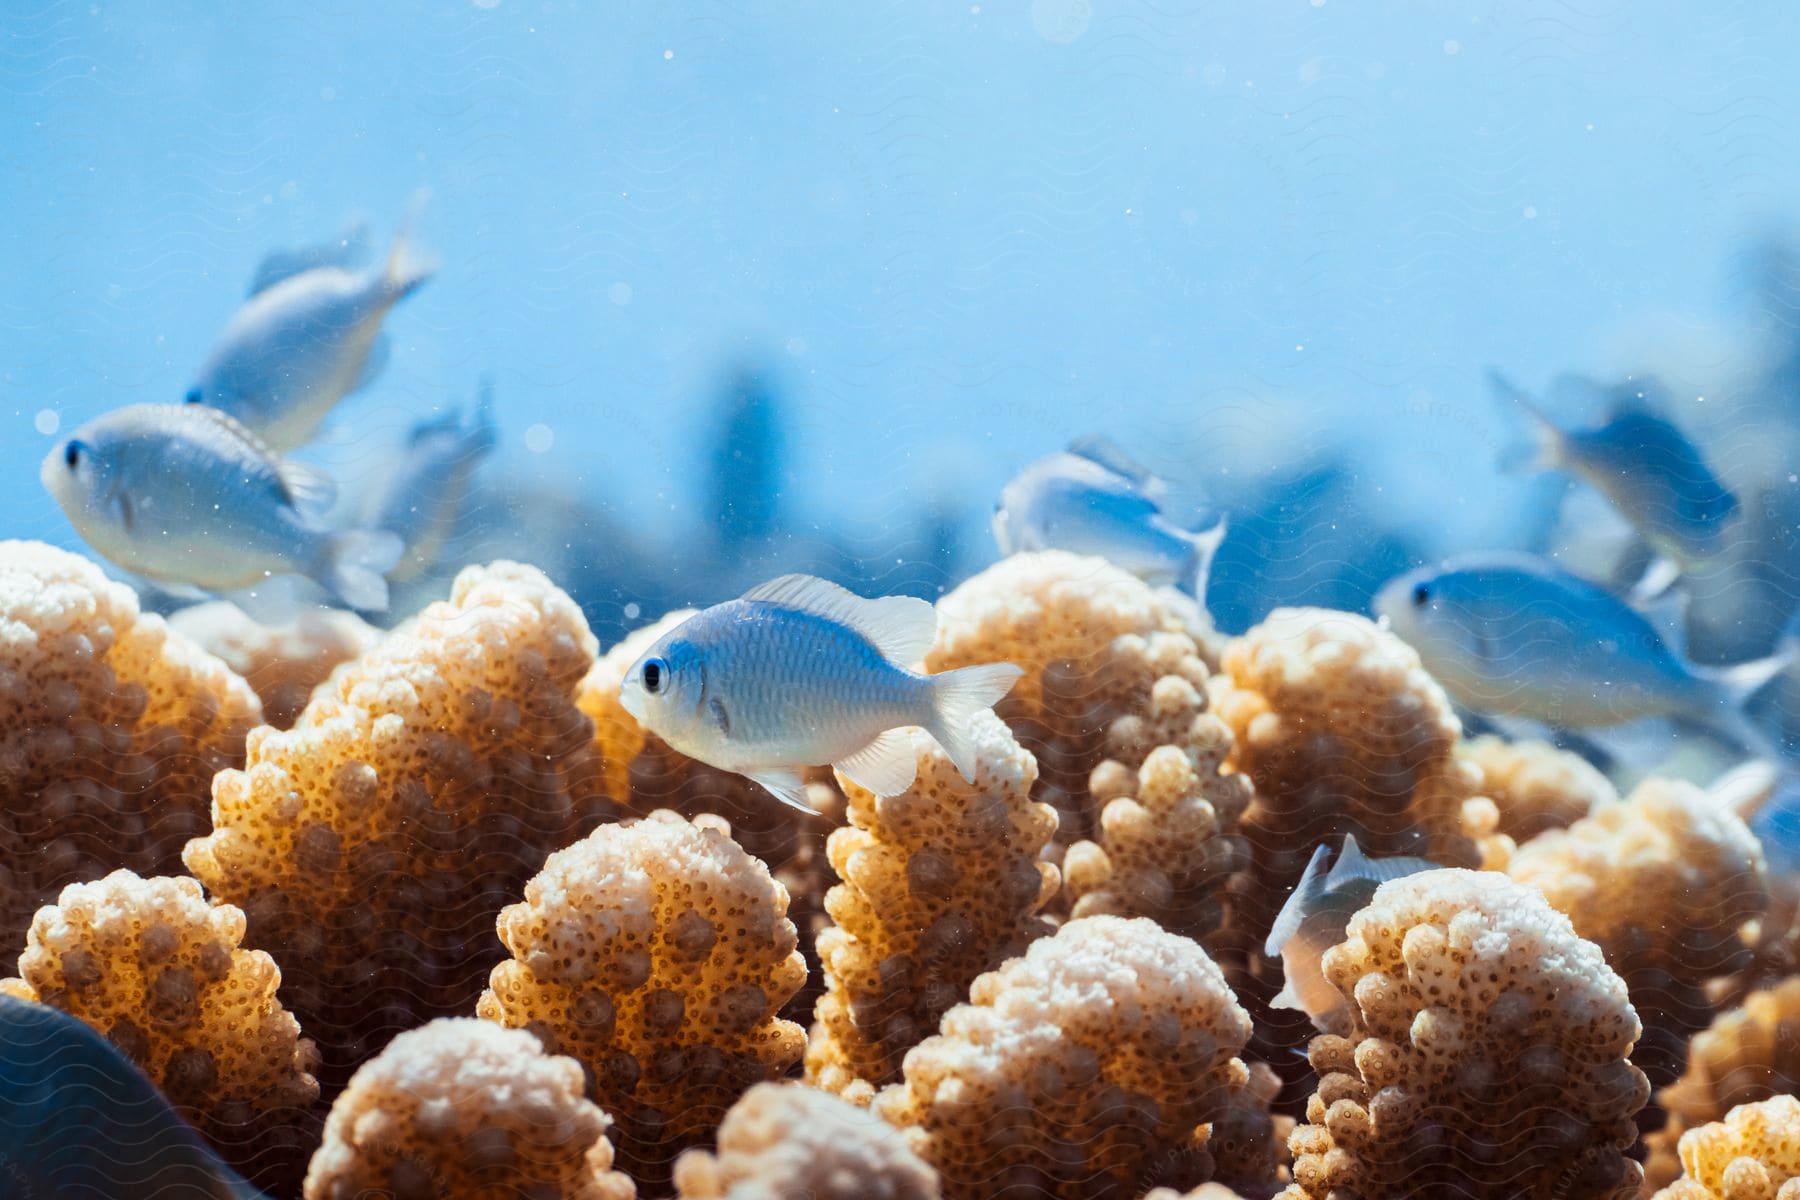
318 529 404 612
1185 514 1228 602
1487 369 1563 473
924 661 1025 782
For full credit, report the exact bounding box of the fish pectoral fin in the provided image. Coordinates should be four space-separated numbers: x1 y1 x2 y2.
278 460 339 512
834 727 919 798
110 490 136 533
747 768 817 815
740 574 937 666
1629 556 1684 609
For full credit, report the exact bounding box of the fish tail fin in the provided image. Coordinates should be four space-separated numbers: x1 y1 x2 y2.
1184 514 1228 602
382 189 438 300
1694 642 1797 765
925 662 1024 781
1487 369 1563 473
318 529 404 612
1707 646 1795 710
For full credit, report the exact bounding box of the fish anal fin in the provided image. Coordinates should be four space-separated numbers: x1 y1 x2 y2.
834 727 920 798
747 768 817 814
742 574 937 665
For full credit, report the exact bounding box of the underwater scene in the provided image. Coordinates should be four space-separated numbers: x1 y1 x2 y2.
5 3 1800 1198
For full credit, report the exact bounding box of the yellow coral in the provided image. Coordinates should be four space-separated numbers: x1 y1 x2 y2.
1458 733 1615 842
805 711 1058 1101
183 562 617 1073
0 540 261 953
1653 1095 1800 1200
1284 869 1647 1200
875 915 1263 1200
303 1018 635 1200
672 1082 940 1200
169 601 377 731
478 809 807 1186
0 869 317 1188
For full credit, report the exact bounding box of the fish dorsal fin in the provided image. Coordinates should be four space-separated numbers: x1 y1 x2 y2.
1326 834 1440 888
408 407 465 446
277 460 338 512
742 574 937 666
1326 834 1371 886
247 219 371 296
1067 434 1167 502
1264 843 1333 958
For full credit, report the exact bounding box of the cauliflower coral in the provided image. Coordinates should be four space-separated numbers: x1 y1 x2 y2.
673 1082 940 1200
1281 869 1648 1200
1653 1095 1800 1200
183 562 618 1076
303 1018 635 1200
0 870 318 1190
169 601 377 731
805 711 1059 1102
874 914 1266 1199
1458 733 1616 841
478 809 807 1186
0 540 261 954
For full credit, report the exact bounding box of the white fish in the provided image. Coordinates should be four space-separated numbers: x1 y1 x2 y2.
1375 553 1791 754
992 435 1227 600
619 574 1023 812
1264 836 1439 1033
360 380 498 582
186 210 436 452
41 404 402 611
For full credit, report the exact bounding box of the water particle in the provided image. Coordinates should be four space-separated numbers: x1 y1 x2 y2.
1444 39 1461 55
1523 205 1538 219
1312 0 1326 6
608 282 633 306
34 410 59 436
971 3 980 11
525 424 554 454
785 337 808 356
663 49 674 61
624 602 641 620
1030 0 1091 43
1295 344 1305 352
473 0 499 8
320 85 336 102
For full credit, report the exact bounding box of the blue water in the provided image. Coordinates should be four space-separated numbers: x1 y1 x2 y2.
6 2 1800 632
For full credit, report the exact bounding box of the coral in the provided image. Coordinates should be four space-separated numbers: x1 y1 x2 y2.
1508 776 1769 1092
874 915 1266 1200
0 870 318 1190
303 1018 635 1200
183 562 617 1080
478 809 807 1188
1281 869 1648 1200
1458 734 1615 842
1652 1095 1800 1200
0 540 261 954
1647 977 1800 1190
805 711 1059 1101
169 601 378 731
672 1081 940 1200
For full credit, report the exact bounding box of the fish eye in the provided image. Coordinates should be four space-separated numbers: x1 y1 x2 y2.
1411 583 1431 608
642 656 668 695
63 439 85 469
184 387 203 405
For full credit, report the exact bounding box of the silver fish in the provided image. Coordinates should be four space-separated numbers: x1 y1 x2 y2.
1374 553 1790 751
41 404 402 611
992 435 1227 599
1264 836 1439 1033
1492 371 1740 584
359 379 498 582
186 210 435 452
619 573 1023 812
0 993 266 1199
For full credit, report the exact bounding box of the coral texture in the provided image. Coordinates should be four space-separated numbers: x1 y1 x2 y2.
183 562 617 1078
805 711 1058 1101
1281 869 1648 1200
169 601 378 731
0 540 261 954
672 1081 940 1200
0 870 318 1189
303 1018 635 1200
874 915 1263 1200
1458 733 1615 842
1652 1095 1800 1200
478 809 807 1186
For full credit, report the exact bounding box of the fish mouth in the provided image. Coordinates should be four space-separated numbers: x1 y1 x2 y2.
618 680 647 724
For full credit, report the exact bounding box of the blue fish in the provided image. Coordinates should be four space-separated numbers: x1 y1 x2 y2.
359 379 499 583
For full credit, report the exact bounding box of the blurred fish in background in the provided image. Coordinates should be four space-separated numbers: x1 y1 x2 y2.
358 378 499 585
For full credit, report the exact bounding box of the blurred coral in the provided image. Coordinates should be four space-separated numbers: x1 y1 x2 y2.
169 601 377 731
1651 1095 1800 1200
673 1081 939 1200
1458 733 1615 842
0 869 318 1190
303 1018 634 1200
874 915 1267 1199
183 562 617 1080
478 809 807 1188
1281 869 1647 1200
0 540 261 954
805 711 1058 1101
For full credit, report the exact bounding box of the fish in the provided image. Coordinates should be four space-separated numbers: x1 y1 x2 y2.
992 435 1227 600
185 206 436 452
618 573 1024 812
41 403 403 611
1490 370 1740 592
0 992 266 1199
1264 836 1440 1033
244 217 370 297
1374 552 1791 755
359 378 498 582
